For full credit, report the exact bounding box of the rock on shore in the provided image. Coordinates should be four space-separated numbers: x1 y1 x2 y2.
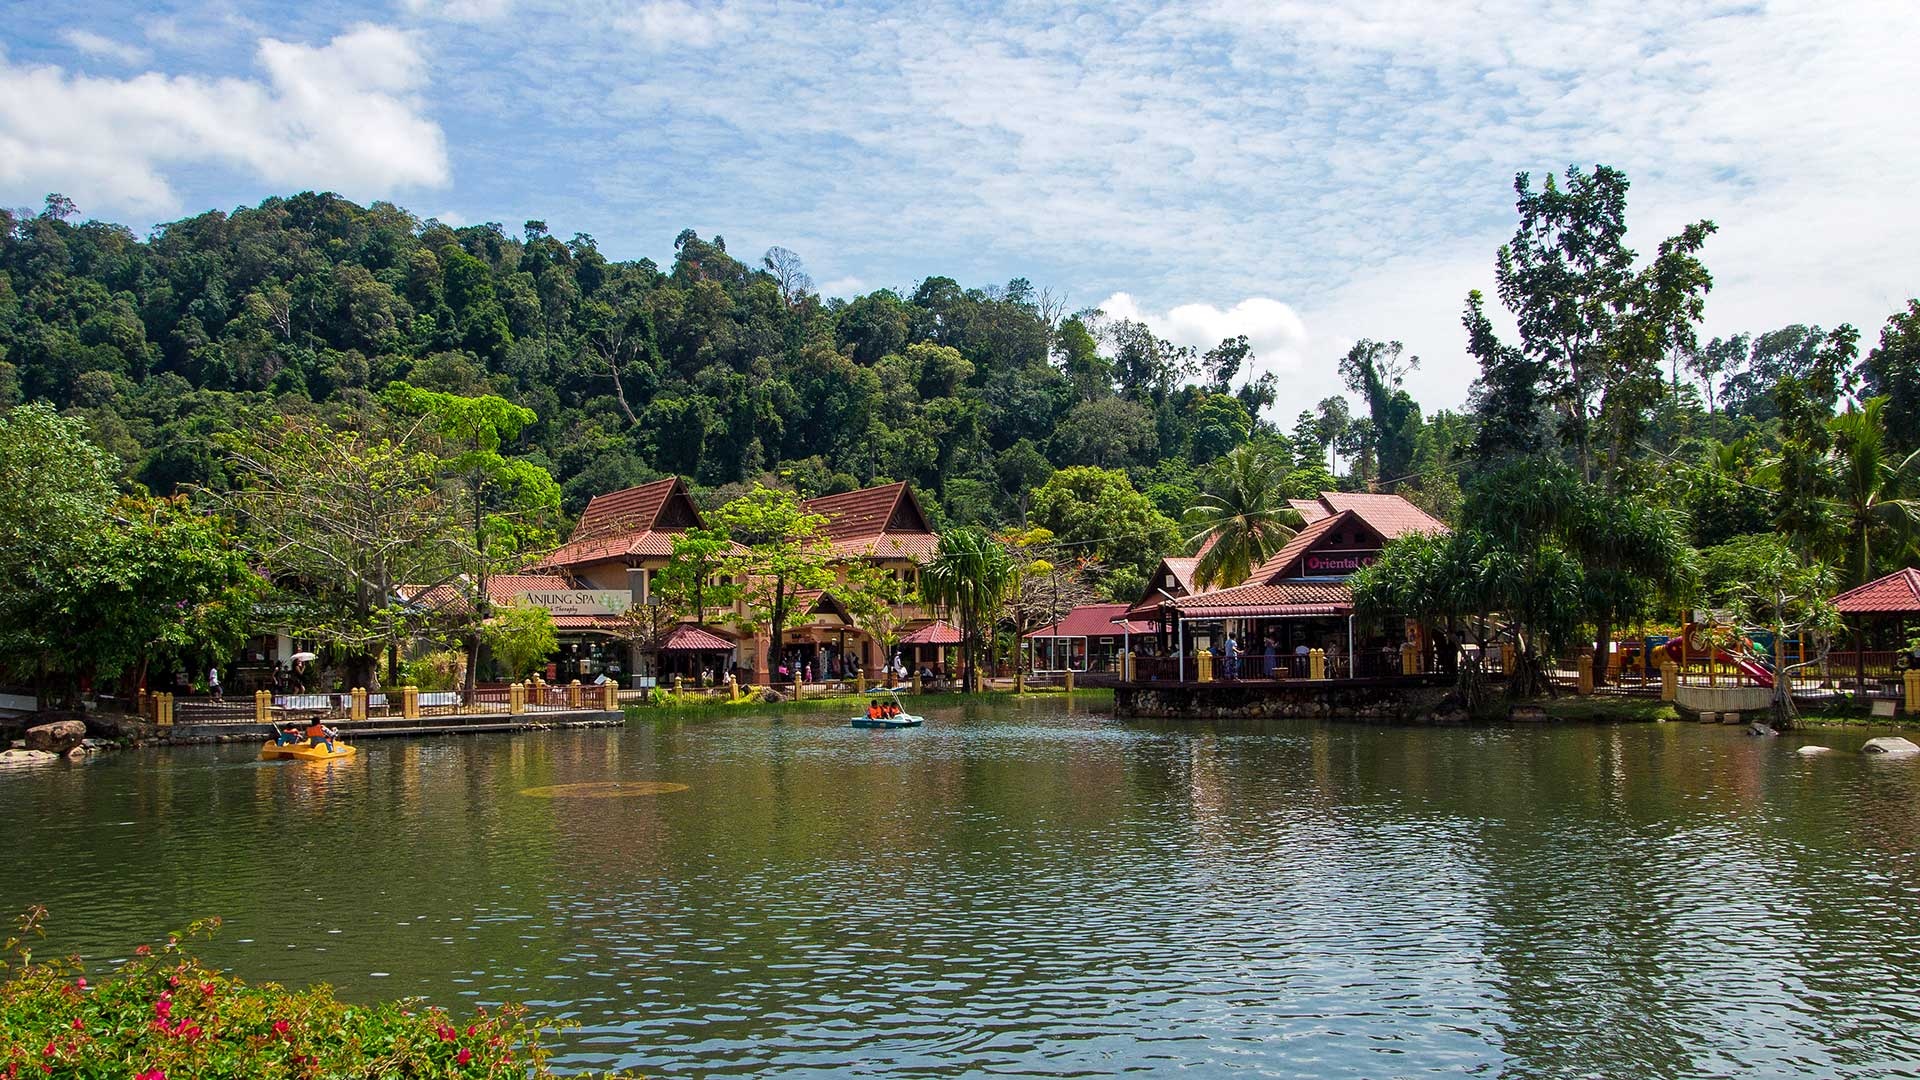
24 719 86 754
1860 736 1920 756
0 747 61 767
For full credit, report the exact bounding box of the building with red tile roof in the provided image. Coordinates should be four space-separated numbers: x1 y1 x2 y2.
1832 568 1920 614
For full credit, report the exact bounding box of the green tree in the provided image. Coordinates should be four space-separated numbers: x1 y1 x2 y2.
709 484 837 682
921 527 1014 692
1183 444 1300 590
381 382 562 687
482 600 557 680
0 404 117 694
1029 466 1179 595
1860 300 1920 457
1698 534 1841 727
1827 396 1920 586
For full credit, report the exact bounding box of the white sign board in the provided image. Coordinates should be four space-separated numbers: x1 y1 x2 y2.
522 590 632 617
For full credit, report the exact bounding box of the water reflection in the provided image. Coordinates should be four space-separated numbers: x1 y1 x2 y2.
3 704 1918 1077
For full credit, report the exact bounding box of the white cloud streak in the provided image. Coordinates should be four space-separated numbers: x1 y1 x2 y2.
0 24 449 213
60 29 150 64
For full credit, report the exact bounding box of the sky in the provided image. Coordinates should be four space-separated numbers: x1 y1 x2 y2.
2 0 1916 415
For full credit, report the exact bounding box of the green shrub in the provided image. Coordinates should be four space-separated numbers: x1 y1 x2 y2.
400 649 466 693
0 909 627 1079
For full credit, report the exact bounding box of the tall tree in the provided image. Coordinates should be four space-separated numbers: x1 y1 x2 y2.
709 484 837 683
1827 396 1920 586
1860 299 1920 457
921 527 1014 693
1338 339 1422 487
1183 443 1300 590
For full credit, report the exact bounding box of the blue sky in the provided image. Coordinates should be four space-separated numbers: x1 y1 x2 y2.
3 0 1916 412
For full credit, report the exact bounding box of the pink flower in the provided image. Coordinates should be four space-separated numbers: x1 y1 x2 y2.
135 944 152 957
456 1048 472 1066
136 1071 166 1080
437 1024 457 1042
200 982 216 996
68 1019 82 1031
272 1020 290 1037
74 978 86 990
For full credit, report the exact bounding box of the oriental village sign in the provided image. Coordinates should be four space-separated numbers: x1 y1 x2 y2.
1301 549 1381 577
522 590 633 617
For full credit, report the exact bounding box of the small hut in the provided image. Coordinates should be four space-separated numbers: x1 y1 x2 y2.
1830 568 1920 693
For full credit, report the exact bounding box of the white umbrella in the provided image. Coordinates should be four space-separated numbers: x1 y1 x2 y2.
289 651 318 662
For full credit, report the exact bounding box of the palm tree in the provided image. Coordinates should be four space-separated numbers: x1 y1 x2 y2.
1184 444 1300 590
922 527 1015 693
1829 396 1920 585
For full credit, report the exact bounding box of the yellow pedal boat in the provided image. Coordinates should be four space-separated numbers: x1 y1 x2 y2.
260 741 356 762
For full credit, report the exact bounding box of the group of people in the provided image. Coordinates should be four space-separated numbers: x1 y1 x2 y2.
273 720 340 751
864 698 905 721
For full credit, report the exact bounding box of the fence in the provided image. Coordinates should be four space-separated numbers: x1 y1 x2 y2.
127 680 621 727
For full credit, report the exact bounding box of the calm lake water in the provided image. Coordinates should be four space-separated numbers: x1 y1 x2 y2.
5 699 1920 1078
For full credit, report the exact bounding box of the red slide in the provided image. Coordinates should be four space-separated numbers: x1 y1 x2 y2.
1660 638 1774 688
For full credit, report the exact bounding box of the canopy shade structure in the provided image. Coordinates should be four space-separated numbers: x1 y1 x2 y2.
661 625 734 651
1833 568 1920 615
899 620 964 646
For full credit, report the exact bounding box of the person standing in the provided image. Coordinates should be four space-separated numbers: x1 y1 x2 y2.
207 664 223 703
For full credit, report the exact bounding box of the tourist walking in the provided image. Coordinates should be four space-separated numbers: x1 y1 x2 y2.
208 664 223 703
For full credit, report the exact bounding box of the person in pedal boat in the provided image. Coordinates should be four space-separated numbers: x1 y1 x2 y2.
866 700 883 720
305 720 339 752
274 723 304 746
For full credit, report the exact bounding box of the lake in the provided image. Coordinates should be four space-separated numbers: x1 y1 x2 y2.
4 698 1919 1078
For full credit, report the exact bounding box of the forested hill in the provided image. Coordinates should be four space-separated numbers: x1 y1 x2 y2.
0 191 1308 528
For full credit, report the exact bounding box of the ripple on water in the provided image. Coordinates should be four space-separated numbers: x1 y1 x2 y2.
3 708 1920 1077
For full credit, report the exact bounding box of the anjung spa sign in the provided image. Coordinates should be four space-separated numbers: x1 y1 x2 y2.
523 590 633 617
1302 549 1381 576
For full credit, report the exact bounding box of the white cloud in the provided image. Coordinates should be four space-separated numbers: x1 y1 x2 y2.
614 1 745 49
401 0 514 23
60 29 150 65
0 24 449 214
819 275 867 299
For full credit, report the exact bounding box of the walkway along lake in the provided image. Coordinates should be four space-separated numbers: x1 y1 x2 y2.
4 697 1919 1077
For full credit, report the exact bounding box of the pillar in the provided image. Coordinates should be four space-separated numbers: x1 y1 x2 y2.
1660 658 1678 702
855 673 866 694
754 635 771 686
1309 649 1327 681
793 676 803 701
402 686 420 719
674 673 684 693
602 682 619 710
1905 669 1920 716
1015 668 1026 694
1576 654 1594 696
137 687 150 719
351 687 368 721
254 689 271 724
1120 649 1132 682
1064 669 1075 694
912 671 923 695
1502 642 1515 675
156 692 173 726
509 682 525 715
1400 642 1418 676
568 679 582 708
1196 650 1214 683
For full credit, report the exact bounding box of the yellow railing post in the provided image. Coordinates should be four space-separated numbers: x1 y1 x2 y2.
1015 669 1026 694
1064 669 1075 694
1576 654 1594 696
1400 642 1418 676
604 681 618 710
1660 658 1678 701
855 673 866 694
1196 650 1214 683
509 682 525 715
254 689 271 724
793 676 803 701
1905 669 1920 716
351 687 368 721
568 679 582 708
912 672 923 695
402 686 420 719
674 674 684 693
156 692 173 726
1309 649 1327 680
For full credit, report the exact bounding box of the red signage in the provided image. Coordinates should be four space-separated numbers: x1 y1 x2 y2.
1303 549 1380 576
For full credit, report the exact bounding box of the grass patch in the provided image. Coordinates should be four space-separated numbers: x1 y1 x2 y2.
625 686 1111 721
1529 696 1680 723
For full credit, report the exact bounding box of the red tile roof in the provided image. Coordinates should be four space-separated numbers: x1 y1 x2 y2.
802 483 937 562
899 620 965 645
1025 604 1154 638
1245 513 1347 583
662 624 735 651
1833 568 1920 614
536 477 704 569
402 573 578 617
1126 557 1202 618
1318 491 1448 538
1289 498 1332 523
1171 580 1354 618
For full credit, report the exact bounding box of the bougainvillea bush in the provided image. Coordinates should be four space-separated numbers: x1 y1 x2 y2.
0 909 626 1079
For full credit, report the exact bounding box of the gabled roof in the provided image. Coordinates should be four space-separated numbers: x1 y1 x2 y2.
1317 491 1448 538
1288 498 1332 523
900 620 964 645
1245 513 1350 583
536 477 704 569
1025 603 1154 638
662 624 735 651
1833 568 1920 614
1127 556 1201 619
803 482 937 562
1170 579 1354 619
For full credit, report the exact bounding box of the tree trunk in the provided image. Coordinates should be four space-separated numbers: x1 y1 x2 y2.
1591 614 1613 688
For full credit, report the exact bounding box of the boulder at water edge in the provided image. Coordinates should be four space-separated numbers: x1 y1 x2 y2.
1860 736 1920 756
1796 745 1834 755
24 719 86 754
1746 722 1777 736
0 747 60 767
